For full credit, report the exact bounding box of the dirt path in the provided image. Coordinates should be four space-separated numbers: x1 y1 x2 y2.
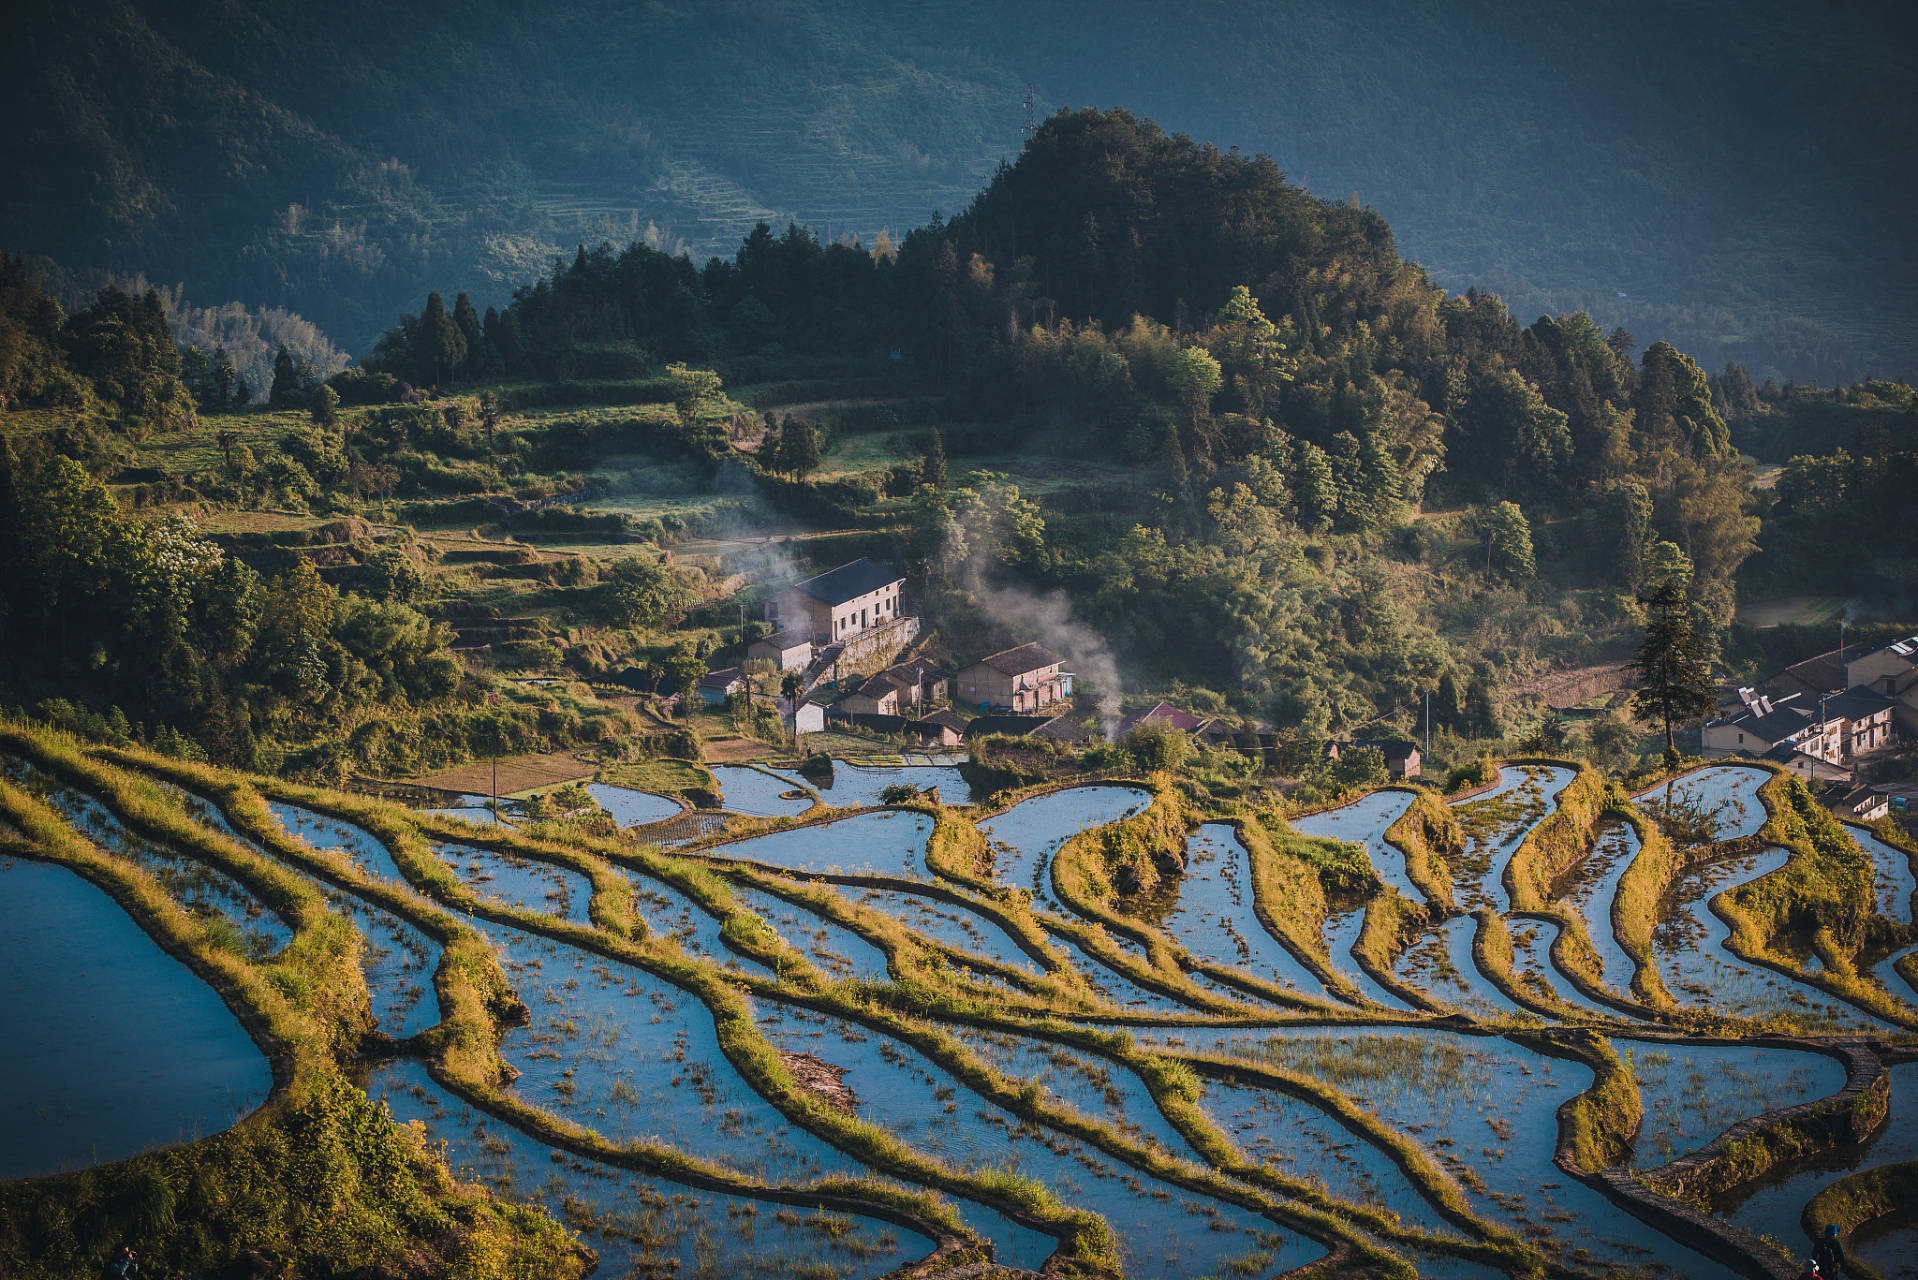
407 750 593 796
1505 661 1635 709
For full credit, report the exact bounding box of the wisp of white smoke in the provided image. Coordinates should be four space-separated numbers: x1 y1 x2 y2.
968 579 1125 737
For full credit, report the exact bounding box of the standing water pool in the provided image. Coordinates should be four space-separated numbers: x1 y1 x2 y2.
0 856 272 1178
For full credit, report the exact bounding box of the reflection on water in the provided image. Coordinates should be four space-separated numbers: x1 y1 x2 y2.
369 1057 924 1279
0 857 272 1178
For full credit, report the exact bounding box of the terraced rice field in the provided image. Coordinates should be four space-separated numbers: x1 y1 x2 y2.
6 738 1917 1279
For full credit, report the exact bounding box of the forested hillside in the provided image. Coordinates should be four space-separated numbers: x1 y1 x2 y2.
4 0 1913 383
357 111 1761 744
6 108 1913 777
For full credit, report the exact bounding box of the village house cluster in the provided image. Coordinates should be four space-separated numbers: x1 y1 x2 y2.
1702 632 1918 822
696 557 1427 770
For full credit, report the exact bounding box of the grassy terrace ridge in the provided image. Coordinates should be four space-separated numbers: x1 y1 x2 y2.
1237 810 1376 1009
1714 772 1918 1032
217 761 1454 1273
9 724 1918 1278
1497 764 1656 1018
0 746 591 1279
83 738 992 1270
106 740 1572 1273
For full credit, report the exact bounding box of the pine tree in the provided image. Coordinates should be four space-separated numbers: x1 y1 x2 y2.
452 292 483 377
269 346 299 407
310 385 341 429
411 292 467 387
1631 579 1718 759
786 419 822 478
921 429 948 490
1434 671 1463 731
1484 501 1536 580
212 345 236 410
1292 439 1337 533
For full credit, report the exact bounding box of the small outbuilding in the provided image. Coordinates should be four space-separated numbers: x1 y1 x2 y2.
747 628 814 672
698 666 749 707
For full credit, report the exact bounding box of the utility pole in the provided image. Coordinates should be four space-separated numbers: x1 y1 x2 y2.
486 690 501 812
1425 690 1431 757
1024 83 1037 139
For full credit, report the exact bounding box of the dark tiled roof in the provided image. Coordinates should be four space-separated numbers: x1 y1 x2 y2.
751 628 812 651
1821 782 1878 809
1115 701 1205 736
1825 686 1897 721
1351 737 1420 763
788 557 903 606
964 714 1057 739
1031 715 1094 743
971 643 1061 676
1771 643 1871 697
1719 693 1815 744
699 666 746 690
855 672 907 698
915 708 968 732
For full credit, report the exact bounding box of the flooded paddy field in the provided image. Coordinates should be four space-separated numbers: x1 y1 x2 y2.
978 784 1154 911
583 781 683 828
755 999 1320 1276
1292 791 1419 899
1557 820 1641 996
708 764 816 818
1161 823 1337 998
1716 1058 1918 1258
0 856 272 1177
11 741 1918 1279
368 1057 926 1279
708 808 933 878
432 838 595 925
1636 764 1770 843
764 761 973 810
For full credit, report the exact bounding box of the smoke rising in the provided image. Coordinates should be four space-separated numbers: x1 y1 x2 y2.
968 579 1125 737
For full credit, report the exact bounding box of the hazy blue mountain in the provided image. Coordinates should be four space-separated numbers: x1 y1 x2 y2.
5 0 1912 381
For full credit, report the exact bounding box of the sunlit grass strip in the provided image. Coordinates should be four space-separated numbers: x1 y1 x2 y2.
1641 1062 1890 1210
0 727 368 1044
1611 795 1719 1015
923 799 999 887
1492 767 1653 1013
1046 780 1263 1014
1519 1029 1642 1172
989 1017 1541 1270
97 743 527 1083
1164 1045 1538 1266
1715 772 1918 1031
1352 892 1450 1013
1238 812 1370 1007
1467 908 1560 1023
0 772 591 1280
398 784 1507 1270
1383 788 1462 911
1503 764 1608 912
772 996 1411 1275
1802 1158 1918 1280
411 812 635 933
209 778 1121 1269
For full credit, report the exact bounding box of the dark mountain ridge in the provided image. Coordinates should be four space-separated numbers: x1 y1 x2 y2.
3 0 1914 382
